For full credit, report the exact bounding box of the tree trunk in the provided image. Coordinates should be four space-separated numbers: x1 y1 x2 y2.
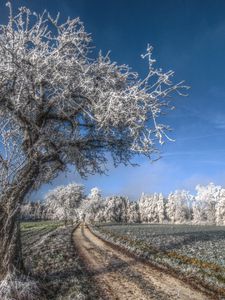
0 204 24 279
0 162 40 279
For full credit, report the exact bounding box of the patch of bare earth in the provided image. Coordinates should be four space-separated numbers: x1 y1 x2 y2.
73 223 210 300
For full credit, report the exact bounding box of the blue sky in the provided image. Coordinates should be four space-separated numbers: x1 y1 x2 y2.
4 0 225 199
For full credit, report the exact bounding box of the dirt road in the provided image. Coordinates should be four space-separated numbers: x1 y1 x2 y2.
73 224 209 300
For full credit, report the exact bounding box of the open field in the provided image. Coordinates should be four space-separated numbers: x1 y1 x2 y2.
21 221 100 300
20 221 225 299
96 224 225 266
92 223 225 298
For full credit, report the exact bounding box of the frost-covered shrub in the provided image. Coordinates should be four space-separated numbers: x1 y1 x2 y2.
0 273 41 300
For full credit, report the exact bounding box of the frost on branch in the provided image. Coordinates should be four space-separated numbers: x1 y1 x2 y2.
0 5 187 195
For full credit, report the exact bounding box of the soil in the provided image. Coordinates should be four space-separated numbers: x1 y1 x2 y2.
73 223 210 300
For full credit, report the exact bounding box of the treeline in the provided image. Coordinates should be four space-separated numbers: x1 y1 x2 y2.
22 182 225 225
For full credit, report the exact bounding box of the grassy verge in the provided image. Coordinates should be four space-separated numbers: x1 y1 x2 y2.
21 220 64 231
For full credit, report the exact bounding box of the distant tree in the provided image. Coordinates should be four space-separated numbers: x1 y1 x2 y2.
139 193 165 223
139 193 151 222
0 3 186 278
104 196 129 223
45 183 84 225
166 190 193 223
215 189 225 225
80 189 141 223
157 193 166 223
88 187 102 202
79 187 105 222
127 201 141 223
33 201 44 220
20 202 33 221
148 194 158 222
21 201 44 220
193 183 221 224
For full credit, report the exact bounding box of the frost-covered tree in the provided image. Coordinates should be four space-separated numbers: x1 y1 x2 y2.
139 193 152 222
88 187 102 202
20 201 44 220
45 183 84 225
104 196 129 223
33 201 44 220
139 193 165 223
147 194 158 222
127 201 140 223
0 3 186 278
80 189 140 223
193 183 221 224
20 202 33 221
215 189 225 225
79 187 105 222
80 199 106 223
157 193 166 223
166 190 193 223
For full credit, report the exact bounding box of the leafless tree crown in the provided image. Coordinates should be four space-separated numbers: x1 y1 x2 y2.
0 3 187 194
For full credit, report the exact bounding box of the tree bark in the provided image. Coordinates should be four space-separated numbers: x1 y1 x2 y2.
0 162 40 279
